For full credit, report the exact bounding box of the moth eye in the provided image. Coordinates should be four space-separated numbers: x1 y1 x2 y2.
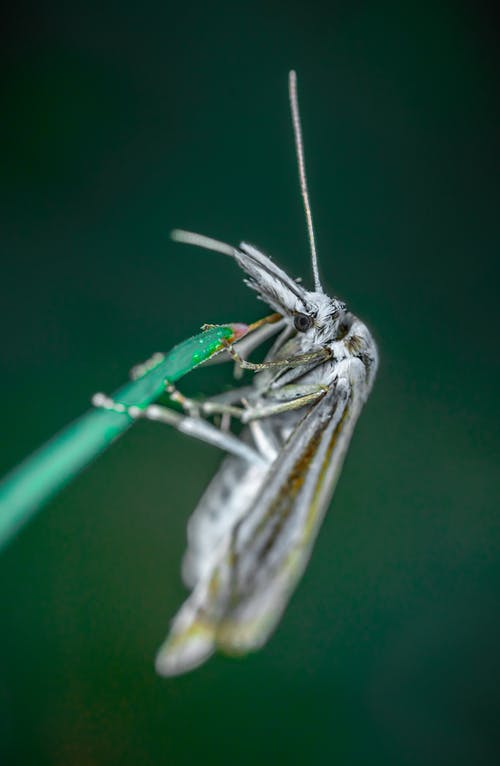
294 313 313 332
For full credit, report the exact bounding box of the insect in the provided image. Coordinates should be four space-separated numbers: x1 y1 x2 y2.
100 71 378 675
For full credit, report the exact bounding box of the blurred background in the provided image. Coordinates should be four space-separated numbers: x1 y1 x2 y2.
0 1 499 764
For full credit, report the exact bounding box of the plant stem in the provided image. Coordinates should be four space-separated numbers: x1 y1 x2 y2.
0 323 248 551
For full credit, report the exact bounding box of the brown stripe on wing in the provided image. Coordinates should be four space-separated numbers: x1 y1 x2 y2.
302 401 351 544
242 403 336 572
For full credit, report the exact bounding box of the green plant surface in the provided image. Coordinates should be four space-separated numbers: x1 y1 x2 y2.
0 323 247 551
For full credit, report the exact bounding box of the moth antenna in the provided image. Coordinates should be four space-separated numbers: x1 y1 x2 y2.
288 70 323 293
171 229 235 257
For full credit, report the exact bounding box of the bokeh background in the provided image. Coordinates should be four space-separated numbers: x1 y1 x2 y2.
1 1 499 764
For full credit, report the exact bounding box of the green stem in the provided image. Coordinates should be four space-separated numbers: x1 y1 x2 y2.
0 323 248 551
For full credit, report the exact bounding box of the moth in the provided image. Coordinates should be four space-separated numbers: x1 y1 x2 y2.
145 72 377 675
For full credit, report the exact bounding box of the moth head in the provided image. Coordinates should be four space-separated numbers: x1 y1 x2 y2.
235 241 346 344
171 230 346 344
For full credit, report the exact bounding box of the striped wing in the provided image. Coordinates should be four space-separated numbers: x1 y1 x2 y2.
156 359 369 675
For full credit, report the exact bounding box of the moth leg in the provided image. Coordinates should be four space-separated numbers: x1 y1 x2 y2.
205 385 255 405
201 315 286 370
267 382 329 401
165 380 326 424
220 411 231 433
240 384 327 423
201 385 255 433
91 394 265 464
247 419 280 462
165 382 245 419
139 405 264 463
222 340 332 371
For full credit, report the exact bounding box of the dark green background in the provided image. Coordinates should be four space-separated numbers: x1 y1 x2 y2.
1 2 498 764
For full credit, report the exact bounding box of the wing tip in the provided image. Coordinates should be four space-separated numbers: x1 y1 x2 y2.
155 620 216 678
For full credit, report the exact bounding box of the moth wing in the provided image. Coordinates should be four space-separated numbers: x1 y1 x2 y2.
156 359 371 674
215 360 369 654
155 581 216 677
182 445 272 588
